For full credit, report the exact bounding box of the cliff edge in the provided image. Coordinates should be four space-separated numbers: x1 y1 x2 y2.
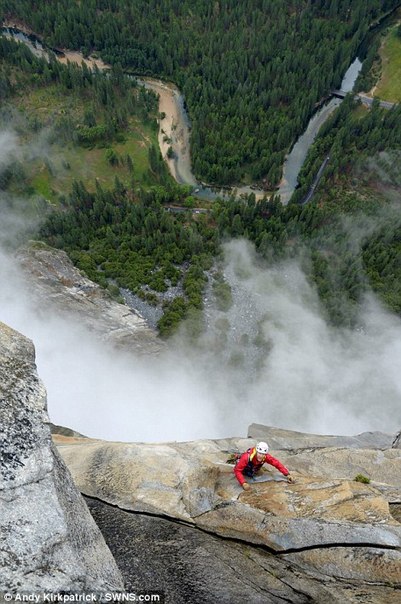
16 241 164 355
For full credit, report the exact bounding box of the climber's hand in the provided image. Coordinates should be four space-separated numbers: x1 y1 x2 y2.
242 482 251 491
286 474 295 484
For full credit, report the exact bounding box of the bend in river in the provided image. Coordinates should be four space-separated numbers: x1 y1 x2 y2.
2 25 363 204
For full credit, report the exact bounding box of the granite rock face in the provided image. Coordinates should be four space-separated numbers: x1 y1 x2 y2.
16 242 163 355
87 497 401 604
0 321 124 592
393 430 401 448
54 427 401 600
248 422 395 450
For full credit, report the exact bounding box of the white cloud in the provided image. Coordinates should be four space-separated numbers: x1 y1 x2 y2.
2 216 401 443
192 239 401 437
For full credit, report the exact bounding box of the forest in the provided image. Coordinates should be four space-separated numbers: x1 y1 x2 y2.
39 180 218 336
35 90 401 335
2 7 401 338
1 0 400 185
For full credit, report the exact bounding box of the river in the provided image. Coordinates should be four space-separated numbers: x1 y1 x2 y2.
0 26 369 204
278 58 362 205
142 54 362 204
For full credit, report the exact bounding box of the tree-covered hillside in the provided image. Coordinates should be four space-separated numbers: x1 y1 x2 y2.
39 180 217 336
1 0 399 185
0 34 169 199
213 95 401 327
0 37 213 336
38 93 401 336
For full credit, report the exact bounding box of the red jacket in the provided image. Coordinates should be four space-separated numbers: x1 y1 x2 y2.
234 447 289 486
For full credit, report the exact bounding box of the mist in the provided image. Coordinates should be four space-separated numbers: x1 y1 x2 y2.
212 240 401 437
1 224 401 442
1 125 400 442
0 240 221 442
0 131 19 168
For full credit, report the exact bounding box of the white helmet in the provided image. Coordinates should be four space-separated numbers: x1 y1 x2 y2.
256 441 269 454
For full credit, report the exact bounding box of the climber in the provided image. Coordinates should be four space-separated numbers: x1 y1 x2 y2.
234 441 294 491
